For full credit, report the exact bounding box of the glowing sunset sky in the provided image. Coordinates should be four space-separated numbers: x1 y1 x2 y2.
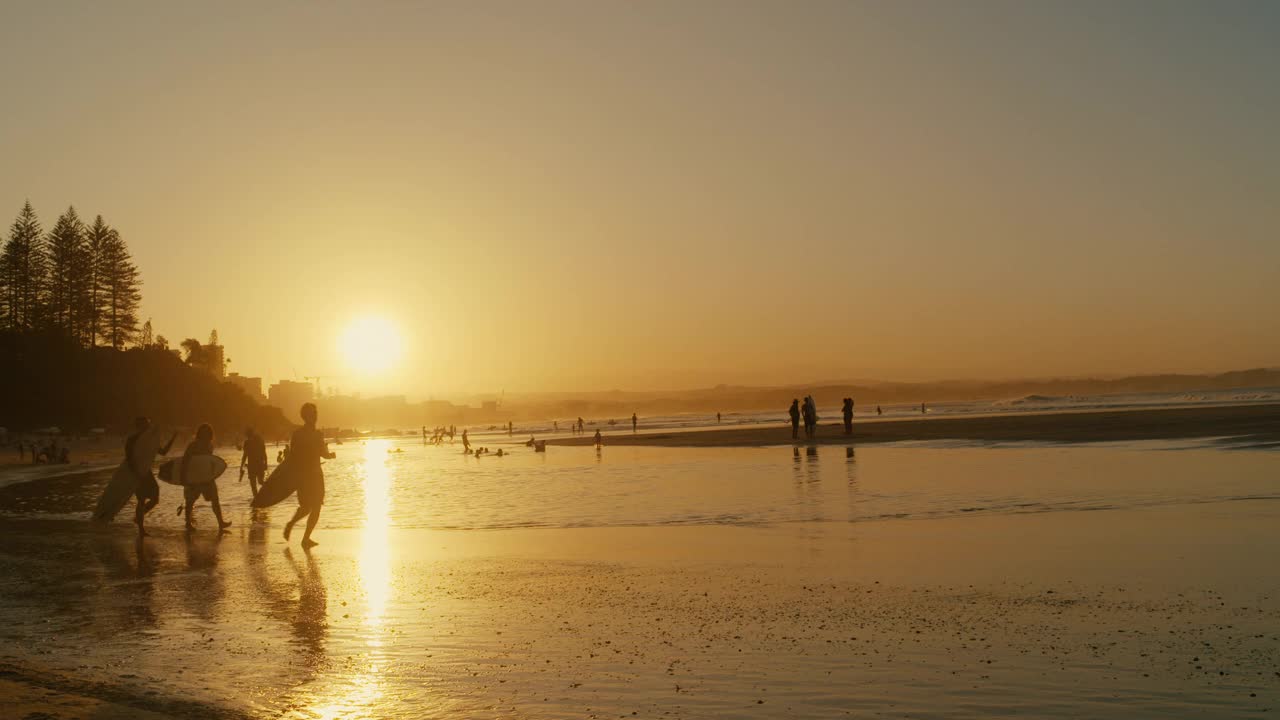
2 1 1276 395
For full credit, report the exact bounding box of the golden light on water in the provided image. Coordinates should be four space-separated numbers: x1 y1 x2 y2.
308 439 394 719
338 316 403 376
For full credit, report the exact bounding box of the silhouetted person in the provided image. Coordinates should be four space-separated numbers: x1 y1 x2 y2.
789 399 800 439
180 423 231 533
594 429 602 447
842 398 854 435
128 417 176 538
508 421 513 437
632 413 637 433
284 403 335 548
805 396 819 438
462 429 471 453
716 412 721 424
921 402 926 415
241 427 267 499
876 405 882 416
577 417 584 434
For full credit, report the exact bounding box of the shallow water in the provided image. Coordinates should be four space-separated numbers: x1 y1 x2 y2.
4 438 1276 532
0 441 1278 718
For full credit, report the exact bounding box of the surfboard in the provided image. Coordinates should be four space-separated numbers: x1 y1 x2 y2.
251 461 300 508
90 461 137 522
157 455 229 486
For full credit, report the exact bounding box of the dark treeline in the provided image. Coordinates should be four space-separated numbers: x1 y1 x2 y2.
0 331 291 437
1 201 140 346
0 201 291 437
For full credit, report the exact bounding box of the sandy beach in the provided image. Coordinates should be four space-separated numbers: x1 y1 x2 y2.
551 403 1280 448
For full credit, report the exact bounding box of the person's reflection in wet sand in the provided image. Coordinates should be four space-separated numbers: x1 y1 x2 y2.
134 535 156 577
288 548 328 660
845 446 860 522
248 510 270 545
182 532 227 624
86 531 159 633
247 545 329 664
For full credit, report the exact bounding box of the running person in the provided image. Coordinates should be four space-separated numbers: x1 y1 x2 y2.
284 403 335 547
128 417 176 538
180 424 231 532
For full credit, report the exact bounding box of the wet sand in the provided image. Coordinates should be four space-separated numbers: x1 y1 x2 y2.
1 502 1277 718
2 439 1278 717
551 403 1280 448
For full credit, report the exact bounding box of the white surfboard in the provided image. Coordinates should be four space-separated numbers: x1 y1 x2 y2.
158 455 229 486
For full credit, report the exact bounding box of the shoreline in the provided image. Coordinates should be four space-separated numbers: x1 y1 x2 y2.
551 402 1280 447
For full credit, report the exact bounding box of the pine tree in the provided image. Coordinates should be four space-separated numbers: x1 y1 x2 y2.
138 318 153 348
98 228 142 349
1 202 48 331
84 215 117 346
45 206 89 340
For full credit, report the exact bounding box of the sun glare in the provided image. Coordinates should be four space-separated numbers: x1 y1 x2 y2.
338 316 403 375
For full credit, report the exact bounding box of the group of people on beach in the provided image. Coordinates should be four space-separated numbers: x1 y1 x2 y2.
787 396 869 439
422 425 457 445
14 439 71 464
112 402 333 548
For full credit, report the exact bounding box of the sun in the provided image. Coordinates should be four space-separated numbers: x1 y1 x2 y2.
338 316 403 375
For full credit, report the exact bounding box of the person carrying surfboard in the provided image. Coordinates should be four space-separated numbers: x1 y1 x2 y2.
179 424 232 532
283 403 335 548
128 417 176 538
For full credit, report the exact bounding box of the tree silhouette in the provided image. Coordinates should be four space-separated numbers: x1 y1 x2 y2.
1 202 48 331
96 225 141 349
138 318 153 348
181 337 205 366
45 206 89 339
84 215 116 346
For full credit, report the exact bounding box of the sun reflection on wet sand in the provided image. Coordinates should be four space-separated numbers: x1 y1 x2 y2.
360 439 393 624
305 439 394 719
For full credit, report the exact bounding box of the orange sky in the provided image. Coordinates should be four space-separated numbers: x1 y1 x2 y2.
2 2 1277 395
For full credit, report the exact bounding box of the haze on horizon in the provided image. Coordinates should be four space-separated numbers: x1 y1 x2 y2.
2 1 1277 397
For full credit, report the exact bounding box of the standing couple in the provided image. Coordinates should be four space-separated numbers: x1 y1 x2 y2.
788 396 819 439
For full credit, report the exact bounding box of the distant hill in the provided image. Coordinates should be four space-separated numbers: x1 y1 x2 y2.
490 368 1280 419
0 331 292 439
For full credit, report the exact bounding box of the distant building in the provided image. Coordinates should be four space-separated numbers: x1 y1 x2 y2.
226 373 265 403
268 380 316 423
203 344 226 379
